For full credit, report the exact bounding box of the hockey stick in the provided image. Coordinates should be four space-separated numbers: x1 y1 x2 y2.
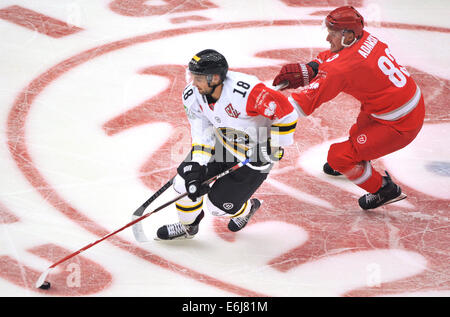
132 81 289 242
131 153 193 242
133 177 175 217
132 158 253 242
35 158 249 289
131 83 288 242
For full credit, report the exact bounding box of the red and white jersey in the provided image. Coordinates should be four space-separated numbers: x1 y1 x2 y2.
183 71 298 164
290 31 424 131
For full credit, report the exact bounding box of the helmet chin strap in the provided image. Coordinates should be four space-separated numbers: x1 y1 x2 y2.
208 83 219 96
341 31 358 47
206 74 222 98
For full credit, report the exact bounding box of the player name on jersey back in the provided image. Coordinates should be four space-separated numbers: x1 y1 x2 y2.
358 34 379 59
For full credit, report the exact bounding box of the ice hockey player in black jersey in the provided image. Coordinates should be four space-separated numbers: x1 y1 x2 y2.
156 49 298 240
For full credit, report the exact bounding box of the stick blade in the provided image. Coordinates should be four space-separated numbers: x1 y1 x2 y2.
131 215 151 243
132 205 146 217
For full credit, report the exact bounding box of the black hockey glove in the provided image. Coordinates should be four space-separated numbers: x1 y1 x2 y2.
177 162 211 201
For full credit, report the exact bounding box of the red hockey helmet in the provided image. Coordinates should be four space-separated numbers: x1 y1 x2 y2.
325 6 364 38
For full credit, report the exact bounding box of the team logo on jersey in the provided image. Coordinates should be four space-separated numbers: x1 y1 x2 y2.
326 54 339 62
216 127 250 145
264 101 277 117
357 134 368 144
225 104 241 118
307 82 320 90
215 127 251 159
223 202 234 210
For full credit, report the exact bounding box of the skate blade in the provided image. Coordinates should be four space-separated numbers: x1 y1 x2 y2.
154 235 195 241
383 193 407 206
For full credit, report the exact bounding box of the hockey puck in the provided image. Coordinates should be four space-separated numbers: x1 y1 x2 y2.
39 281 51 290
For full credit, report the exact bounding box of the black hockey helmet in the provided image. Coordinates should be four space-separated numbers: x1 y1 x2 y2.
188 49 228 82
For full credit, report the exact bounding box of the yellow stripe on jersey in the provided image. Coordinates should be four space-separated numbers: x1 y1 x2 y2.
270 120 298 135
191 144 215 156
192 150 213 156
192 143 214 149
271 130 296 135
230 201 248 218
176 199 204 213
272 120 298 127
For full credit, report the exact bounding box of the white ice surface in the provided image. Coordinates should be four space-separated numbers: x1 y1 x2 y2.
0 0 448 297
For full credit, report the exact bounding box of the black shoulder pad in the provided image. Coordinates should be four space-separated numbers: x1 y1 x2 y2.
307 61 319 76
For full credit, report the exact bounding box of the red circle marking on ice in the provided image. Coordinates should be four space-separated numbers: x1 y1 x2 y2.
6 20 450 296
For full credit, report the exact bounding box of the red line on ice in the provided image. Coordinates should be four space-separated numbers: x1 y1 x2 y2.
0 5 83 38
6 20 450 296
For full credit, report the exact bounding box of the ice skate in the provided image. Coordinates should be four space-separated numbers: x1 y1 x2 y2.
156 211 204 240
228 198 261 232
358 172 407 210
323 162 342 176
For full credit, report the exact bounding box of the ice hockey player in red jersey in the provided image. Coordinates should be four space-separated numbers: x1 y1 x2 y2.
272 6 425 210
156 49 298 240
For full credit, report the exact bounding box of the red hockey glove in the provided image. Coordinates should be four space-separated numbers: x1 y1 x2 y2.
272 63 315 90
